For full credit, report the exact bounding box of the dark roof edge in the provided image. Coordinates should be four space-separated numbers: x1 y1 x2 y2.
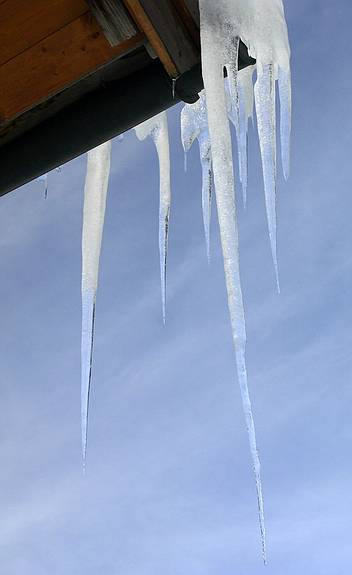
0 42 254 197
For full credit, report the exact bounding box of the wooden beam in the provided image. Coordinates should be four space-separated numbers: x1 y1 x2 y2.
123 0 178 77
0 0 88 67
0 13 144 124
123 0 199 77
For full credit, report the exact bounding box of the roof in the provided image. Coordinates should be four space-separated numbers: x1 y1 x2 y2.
0 0 255 196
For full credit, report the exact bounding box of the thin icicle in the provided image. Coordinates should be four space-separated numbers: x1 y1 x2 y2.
255 62 279 291
250 0 291 289
235 67 254 208
38 166 62 199
278 66 291 180
135 112 171 324
37 173 48 199
199 132 213 262
181 92 213 260
199 0 266 562
81 140 111 469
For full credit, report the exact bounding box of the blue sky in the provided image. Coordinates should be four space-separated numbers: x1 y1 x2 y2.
1 1 352 573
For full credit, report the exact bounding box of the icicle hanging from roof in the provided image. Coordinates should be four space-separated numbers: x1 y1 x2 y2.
81 140 111 469
181 91 213 261
78 0 291 562
197 0 291 562
135 112 171 324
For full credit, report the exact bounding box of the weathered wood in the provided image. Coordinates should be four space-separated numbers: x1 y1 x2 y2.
0 0 88 66
123 0 177 76
171 0 200 48
183 0 199 27
87 0 137 46
0 13 144 123
123 0 199 77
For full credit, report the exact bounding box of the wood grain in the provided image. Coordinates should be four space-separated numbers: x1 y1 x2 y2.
0 13 144 123
0 0 88 66
171 0 200 48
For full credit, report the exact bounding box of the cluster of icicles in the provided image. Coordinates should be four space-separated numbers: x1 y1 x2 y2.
79 0 290 563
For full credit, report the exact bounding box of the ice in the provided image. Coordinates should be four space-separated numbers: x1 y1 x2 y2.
252 0 291 289
278 66 291 180
254 62 279 291
199 0 266 561
37 173 48 199
198 0 291 561
228 68 254 207
81 140 111 468
73 0 291 556
37 166 62 199
181 92 213 260
135 112 171 324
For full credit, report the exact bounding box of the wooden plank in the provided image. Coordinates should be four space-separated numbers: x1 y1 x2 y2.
171 0 200 48
0 0 88 66
183 0 199 27
0 13 144 123
123 0 199 77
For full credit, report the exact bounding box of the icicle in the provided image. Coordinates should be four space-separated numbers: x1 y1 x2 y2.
135 112 171 324
250 0 291 289
237 67 254 207
81 140 111 469
198 132 213 262
172 78 177 100
181 92 213 260
199 0 266 562
37 173 48 199
228 67 255 208
278 66 291 180
255 62 280 292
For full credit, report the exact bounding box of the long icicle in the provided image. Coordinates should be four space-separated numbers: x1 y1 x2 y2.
255 62 280 292
135 113 171 324
181 93 213 260
199 1 266 562
81 140 111 470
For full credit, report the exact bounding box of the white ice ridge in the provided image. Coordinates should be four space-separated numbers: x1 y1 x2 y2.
135 112 171 324
181 91 213 260
81 140 111 469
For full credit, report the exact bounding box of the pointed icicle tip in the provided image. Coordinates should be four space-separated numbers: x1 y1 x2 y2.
81 289 96 468
81 141 111 467
135 112 171 324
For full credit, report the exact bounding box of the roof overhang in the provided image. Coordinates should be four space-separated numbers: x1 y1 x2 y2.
0 0 255 196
